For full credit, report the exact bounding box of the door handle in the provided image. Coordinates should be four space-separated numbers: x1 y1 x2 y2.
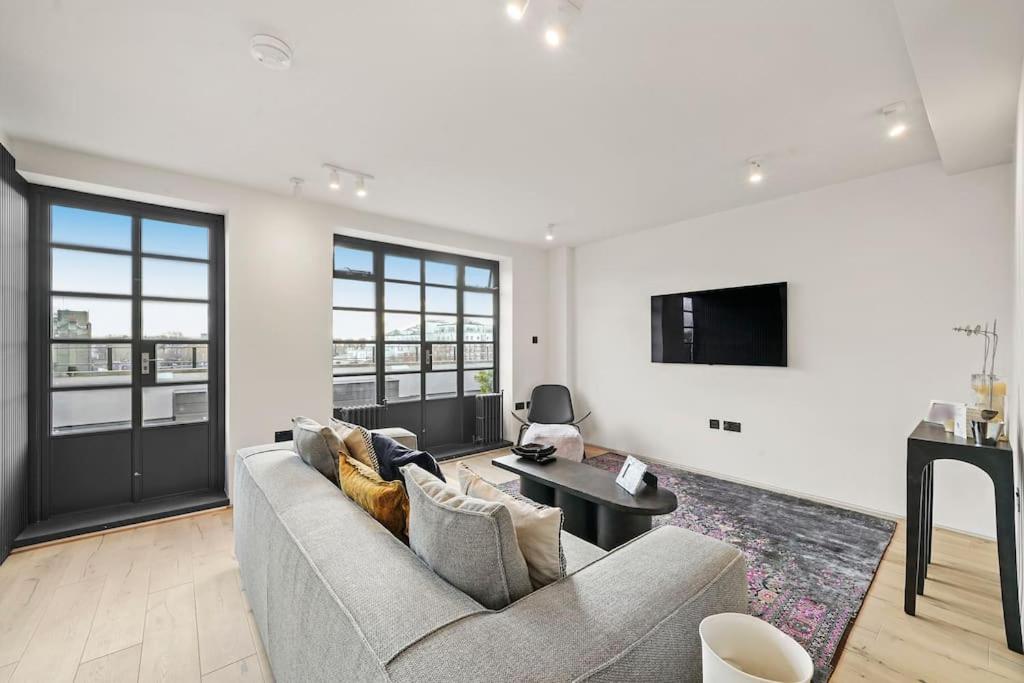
141 352 151 375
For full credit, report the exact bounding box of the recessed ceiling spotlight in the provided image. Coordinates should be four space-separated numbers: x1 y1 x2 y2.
355 176 368 198
506 0 529 22
882 102 908 138
545 223 556 241
250 34 293 71
544 0 582 49
747 158 764 185
290 177 304 197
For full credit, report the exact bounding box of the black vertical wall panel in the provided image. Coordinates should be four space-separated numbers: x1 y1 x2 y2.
0 141 29 564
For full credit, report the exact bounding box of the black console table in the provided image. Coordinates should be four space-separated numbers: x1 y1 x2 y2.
905 421 1021 653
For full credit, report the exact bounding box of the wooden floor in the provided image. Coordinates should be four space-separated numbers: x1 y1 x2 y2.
0 447 1020 682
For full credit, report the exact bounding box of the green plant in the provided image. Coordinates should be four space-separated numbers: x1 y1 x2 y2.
474 369 493 394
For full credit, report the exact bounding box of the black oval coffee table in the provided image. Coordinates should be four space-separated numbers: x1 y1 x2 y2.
492 455 678 550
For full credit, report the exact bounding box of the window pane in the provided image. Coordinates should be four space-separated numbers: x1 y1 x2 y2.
143 383 208 426
684 312 693 326
52 388 130 434
464 343 494 369
384 313 420 341
425 261 457 286
464 291 494 316
333 279 375 309
52 248 131 295
463 317 493 342
464 369 494 395
425 315 457 341
334 375 377 408
385 282 421 311
385 374 421 402
333 343 375 375
425 286 456 313
385 344 420 372
333 310 376 341
426 372 457 399
334 245 373 275
385 255 420 282
51 205 131 250
52 296 131 339
52 344 131 387
143 301 208 339
156 344 208 382
431 343 457 370
143 258 208 300
142 219 209 259
465 265 495 288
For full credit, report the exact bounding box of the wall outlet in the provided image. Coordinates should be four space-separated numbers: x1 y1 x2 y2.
515 401 526 411
274 429 292 443
526 401 531 408
723 421 741 433
709 419 720 429
532 336 539 344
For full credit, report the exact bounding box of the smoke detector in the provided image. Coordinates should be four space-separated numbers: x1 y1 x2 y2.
250 34 292 71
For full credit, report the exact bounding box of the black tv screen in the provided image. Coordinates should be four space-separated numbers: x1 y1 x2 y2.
651 282 787 366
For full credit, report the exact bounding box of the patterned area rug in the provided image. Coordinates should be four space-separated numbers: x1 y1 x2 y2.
502 452 894 682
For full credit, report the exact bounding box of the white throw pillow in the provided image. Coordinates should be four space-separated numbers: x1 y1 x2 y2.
456 463 566 589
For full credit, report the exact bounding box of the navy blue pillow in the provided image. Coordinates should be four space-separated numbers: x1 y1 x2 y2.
370 432 446 484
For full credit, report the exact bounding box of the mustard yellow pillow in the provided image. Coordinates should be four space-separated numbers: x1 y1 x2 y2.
339 455 409 541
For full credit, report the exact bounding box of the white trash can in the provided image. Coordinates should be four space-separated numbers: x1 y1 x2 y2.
699 613 814 683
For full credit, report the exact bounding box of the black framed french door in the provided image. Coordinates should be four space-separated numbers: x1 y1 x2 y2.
332 235 499 451
28 186 225 523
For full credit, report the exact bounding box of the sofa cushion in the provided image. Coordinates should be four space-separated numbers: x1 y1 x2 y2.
340 455 410 541
330 419 380 471
292 416 343 483
456 463 565 589
371 432 445 484
402 464 532 609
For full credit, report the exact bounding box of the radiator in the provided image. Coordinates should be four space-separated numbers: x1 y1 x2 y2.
474 392 504 444
334 403 388 430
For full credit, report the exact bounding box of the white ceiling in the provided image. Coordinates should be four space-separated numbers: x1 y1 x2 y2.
0 1 1013 246
895 0 1024 175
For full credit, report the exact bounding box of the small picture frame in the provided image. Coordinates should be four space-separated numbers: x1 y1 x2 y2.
615 455 648 495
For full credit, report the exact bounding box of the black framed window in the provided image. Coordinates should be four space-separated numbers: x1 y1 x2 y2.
332 236 499 409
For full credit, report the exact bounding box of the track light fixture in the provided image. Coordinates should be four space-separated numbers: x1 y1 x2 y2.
747 158 764 185
545 223 556 241
327 168 342 191
290 177 304 197
506 0 529 22
882 102 908 138
323 163 375 197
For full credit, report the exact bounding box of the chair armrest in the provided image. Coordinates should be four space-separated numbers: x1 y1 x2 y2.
572 410 593 427
386 526 747 682
510 411 530 426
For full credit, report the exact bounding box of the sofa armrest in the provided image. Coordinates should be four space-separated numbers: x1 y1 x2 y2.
386 526 747 683
371 427 418 450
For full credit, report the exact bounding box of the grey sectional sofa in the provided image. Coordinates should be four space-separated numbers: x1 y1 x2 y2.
234 442 748 682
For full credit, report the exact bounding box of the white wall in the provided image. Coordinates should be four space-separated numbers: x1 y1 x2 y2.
12 140 550 495
571 161 1014 538
546 246 575 388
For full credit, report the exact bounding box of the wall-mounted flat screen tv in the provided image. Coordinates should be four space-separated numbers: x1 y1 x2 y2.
651 282 787 366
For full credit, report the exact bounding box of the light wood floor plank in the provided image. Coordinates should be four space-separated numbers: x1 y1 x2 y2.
138 583 200 683
81 558 152 662
75 645 142 683
0 663 15 683
201 655 263 683
11 578 104 683
148 519 194 594
193 553 255 675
